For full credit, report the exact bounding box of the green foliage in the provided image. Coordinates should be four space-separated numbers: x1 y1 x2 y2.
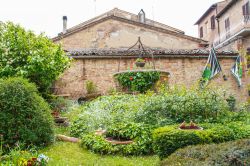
48 96 74 112
161 139 250 166
136 86 230 125
0 22 70 93
0 77 54 149
135 58 145 63
226 95 236 111
81 122 153 155
116 71 160 93
152 123 250 159
0 145 49 166
71 86 248 138
85 80 97 94
70 94 149 137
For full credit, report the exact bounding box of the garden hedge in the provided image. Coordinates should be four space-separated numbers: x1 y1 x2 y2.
161 139 250 166
152 123 250 159
81 123 153 155
71 87 236 138
0 77 54 149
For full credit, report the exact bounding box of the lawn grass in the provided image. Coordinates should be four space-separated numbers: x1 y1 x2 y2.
40 142 159 166
40 103 160 166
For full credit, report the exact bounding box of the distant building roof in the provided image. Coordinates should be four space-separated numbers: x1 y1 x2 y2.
53 8 206 44
66 48 238 58
194 4 217 25
216 0 237 18
194 0 230 25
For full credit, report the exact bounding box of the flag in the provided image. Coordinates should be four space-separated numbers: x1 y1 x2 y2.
201 47 222 86
231 55 242 87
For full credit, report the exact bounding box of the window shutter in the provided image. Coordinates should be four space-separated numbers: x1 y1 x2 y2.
246 2 249 15
211 16 215 29
243 5 246 15
200 27 203 38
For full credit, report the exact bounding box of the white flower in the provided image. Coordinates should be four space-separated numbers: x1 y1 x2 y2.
37 154 49 162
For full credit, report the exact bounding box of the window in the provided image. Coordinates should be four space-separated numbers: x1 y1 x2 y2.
211 15 215 29
242 2 250 23
225 18 230 38
242 2 249 15
200 26 203 38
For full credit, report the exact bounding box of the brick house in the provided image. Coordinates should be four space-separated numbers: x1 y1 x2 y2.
53 8 248 102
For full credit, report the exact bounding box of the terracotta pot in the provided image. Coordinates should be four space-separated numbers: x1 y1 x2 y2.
179 126 203 130
135 62 145 67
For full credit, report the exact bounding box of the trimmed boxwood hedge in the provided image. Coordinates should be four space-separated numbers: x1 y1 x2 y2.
81 123 153 155
152 122 250 159
161 139 250 166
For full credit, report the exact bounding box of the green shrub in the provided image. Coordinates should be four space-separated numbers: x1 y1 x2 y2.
85 80 97 94
48 96 74 112
0 77 54 149
152 123 250 159
70 94 149 137
81 122 153 155
161 139 250 166
138 86 230 125
71 86 249 138
115 71 160 93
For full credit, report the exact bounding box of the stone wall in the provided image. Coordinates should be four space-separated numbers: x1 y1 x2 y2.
54 56 249 102
55 19 201 50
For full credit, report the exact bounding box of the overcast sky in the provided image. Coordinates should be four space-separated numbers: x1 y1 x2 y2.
0 0 220 38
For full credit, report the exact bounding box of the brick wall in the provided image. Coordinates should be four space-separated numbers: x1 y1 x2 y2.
54 56 249 102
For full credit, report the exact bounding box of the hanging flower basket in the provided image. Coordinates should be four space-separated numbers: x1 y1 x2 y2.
135 58 146 67
135 62 145 67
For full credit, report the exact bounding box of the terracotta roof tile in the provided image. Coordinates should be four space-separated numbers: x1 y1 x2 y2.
67 48 238 58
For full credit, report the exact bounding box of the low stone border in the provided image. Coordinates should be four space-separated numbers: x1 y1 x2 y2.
56 134 80 143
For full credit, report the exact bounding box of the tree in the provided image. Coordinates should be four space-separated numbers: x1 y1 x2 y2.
0 22 70 94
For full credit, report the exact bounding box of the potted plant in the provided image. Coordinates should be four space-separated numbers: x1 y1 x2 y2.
135 58 146 67
179 121 203 130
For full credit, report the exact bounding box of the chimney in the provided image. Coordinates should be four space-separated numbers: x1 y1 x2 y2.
63 16 67 34
138 9 145 23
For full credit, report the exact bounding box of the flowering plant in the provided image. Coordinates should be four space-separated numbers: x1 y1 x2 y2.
135 58 145 63
116 71 160 93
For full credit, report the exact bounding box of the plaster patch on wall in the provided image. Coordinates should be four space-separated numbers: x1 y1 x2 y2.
110 31 119 37
97 31 105 38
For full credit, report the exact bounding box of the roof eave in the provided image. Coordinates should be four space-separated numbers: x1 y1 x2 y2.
194 4 217 25
216 0 237 18
52 15 206 43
